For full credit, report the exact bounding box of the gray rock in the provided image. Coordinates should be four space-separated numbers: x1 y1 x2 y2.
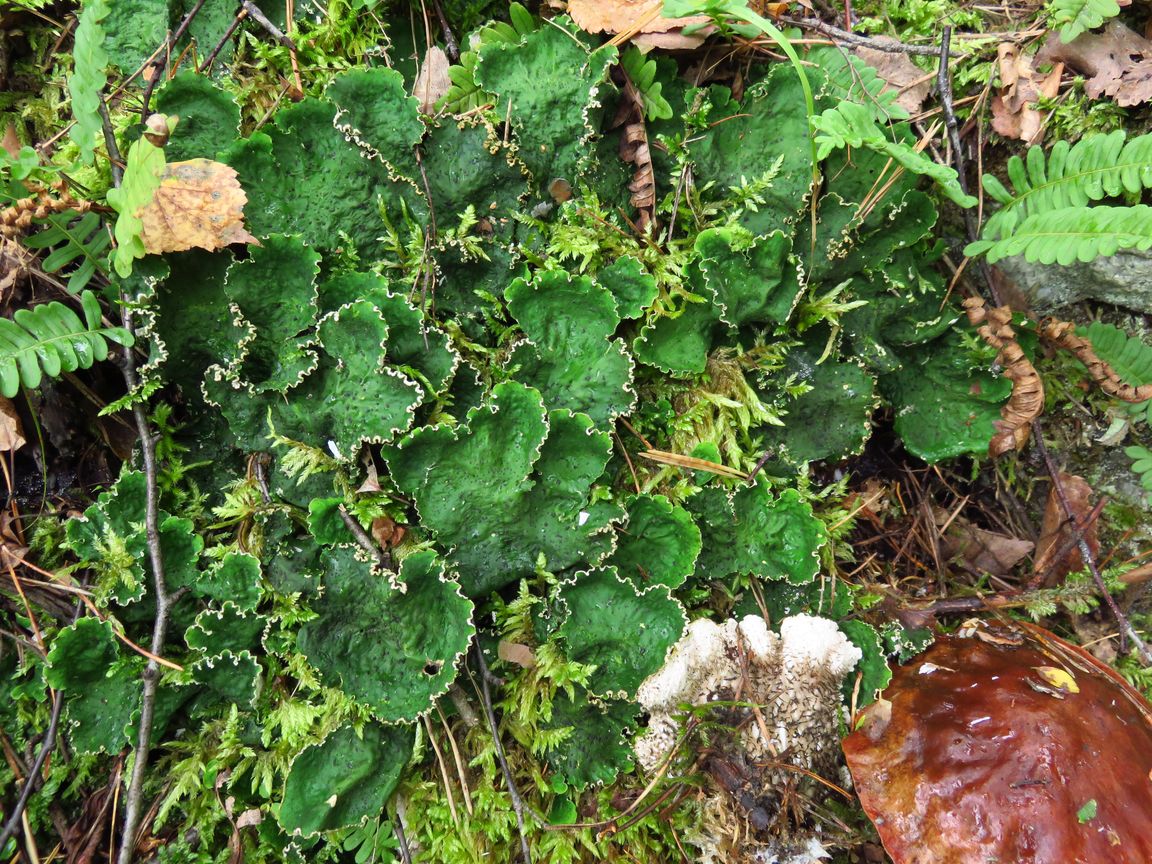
996 250 1152 315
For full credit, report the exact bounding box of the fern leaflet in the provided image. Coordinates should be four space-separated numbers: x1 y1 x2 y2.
68 0 111 165
619 47 673 121
1050 0 1120 42
1125 444 1152 500
811 101 977 207
976 132 1152 242
966 204 1152 264
1078 321 1152 423
0 290 134 396
23 211 111 293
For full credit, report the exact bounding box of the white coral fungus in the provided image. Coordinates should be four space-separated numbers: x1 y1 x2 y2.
634 614 861 864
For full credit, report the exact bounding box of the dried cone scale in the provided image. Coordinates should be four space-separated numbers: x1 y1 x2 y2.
842 621 1152 863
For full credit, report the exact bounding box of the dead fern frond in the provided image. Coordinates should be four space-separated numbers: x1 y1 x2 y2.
963 297 1043 457
1039 318 1152 403
613 71 657 233
0 179 90 239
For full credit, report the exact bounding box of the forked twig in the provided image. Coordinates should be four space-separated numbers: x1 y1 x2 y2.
779 15 943 55
115 304 177 864
140 0 209 118
471 644 532 864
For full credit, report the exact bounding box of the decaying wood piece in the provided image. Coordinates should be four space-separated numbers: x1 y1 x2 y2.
1039 318 1152 402
963 297 1043 457
612 70 657 233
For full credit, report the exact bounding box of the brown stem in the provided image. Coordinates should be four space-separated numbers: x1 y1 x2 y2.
115 306 175 864
779 15 942 55
472 644 532 864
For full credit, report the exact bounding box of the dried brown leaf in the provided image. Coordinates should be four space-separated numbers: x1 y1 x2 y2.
1033 472 1097 586
0 396 24 452
963 298 1044 455
943 517 1034 576
1040 318 1152 401
566 0 709 35
854 44 931 115
138 159 258 254
497 640 537 669
613 72 656 231
414 46 450 115
370 515 406 549
1 124 20 160
1039 20 1152 106
989 43 1063 143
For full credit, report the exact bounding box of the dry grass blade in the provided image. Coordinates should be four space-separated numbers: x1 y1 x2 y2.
640 449 750 480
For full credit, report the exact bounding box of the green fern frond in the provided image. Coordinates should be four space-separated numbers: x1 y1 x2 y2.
0 290 134 397
966 204 1152 264
23 211 111 294
811 101 976 207
619 47 673 121
67 0 111 165
1050 0 1120 42
811 45 908 123
1078 321 1152 423
1125 444 1152 499
977 132 1152 242
439 2 537 114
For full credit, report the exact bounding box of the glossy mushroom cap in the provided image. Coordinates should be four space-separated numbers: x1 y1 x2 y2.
842 622 1152 864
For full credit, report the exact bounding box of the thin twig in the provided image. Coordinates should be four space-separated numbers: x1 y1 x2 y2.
115 303 175 864
446 681 479 728
392 814 413 864
0 689 64 853
472 644 532 864
240 0 296 49
779 16 942 55
140 0 209 119
1027 496 1107 589
430 0 460 63
98 102 123 187
337 504 394 570
1032 434 1152 665
199 10 248 74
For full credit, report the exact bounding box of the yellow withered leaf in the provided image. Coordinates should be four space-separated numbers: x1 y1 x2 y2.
137 158 258 254
1034 665 1080 695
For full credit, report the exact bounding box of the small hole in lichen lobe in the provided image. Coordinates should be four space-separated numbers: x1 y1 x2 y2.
423 661 443 676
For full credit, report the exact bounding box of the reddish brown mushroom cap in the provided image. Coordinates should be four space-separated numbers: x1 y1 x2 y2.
843 623 1152 864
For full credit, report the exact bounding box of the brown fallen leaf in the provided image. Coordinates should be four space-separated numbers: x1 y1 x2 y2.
371 515 406 549
137 158 258 254
414 45 450 115
1033 472 1097 587
2 124 20 160
612 67 656 231
0 396 25 452
1039 19 1152 107
566 0 712 49
990 42 1063 144
854 44 931 116
498 640 537 669
941 515 1034 577
963 298 1044 455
